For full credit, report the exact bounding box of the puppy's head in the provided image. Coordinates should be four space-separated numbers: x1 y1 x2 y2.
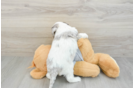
51 22 78 39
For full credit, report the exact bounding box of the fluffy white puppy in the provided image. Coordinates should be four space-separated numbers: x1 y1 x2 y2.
47 22 81 88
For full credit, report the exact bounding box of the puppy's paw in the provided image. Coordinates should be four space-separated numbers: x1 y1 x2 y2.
46 73 50 79
74 77 81 82
68 77 81 83
77 33 88 39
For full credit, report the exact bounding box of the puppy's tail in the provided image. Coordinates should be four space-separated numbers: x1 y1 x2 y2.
49 69 58 88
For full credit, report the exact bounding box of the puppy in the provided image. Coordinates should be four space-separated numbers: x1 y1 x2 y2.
46 22 81 88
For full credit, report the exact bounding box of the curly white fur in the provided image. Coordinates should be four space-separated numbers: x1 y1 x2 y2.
77 33 89 39
47 22 81 88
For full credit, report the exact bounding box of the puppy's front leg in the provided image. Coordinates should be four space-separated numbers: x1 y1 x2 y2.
65 62 81 83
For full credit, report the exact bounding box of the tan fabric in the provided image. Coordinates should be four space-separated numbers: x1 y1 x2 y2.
29 45 51 79
30 68 47 79
78 38 120 78
74 61 100 77
29 38 120 79
96 53 120 78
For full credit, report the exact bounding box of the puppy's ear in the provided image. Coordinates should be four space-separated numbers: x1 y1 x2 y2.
52 24 59 37
63 22 69 25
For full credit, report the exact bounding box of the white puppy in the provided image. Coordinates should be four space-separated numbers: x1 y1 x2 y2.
47 22 81 88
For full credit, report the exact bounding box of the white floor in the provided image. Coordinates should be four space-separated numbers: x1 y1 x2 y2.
1 56 133 88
